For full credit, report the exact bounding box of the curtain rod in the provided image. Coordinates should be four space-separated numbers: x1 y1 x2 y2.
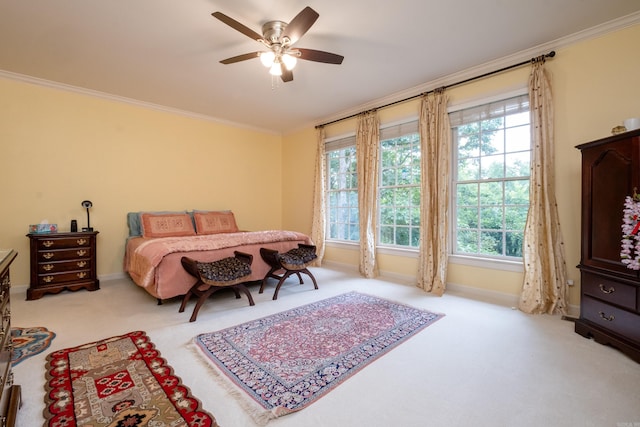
316 50 556 129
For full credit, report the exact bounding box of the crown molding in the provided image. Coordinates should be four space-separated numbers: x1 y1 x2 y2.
305 10 640 133
0 69 281 136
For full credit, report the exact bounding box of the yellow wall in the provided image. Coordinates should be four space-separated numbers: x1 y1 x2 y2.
0 79 283 286
282 23 640 307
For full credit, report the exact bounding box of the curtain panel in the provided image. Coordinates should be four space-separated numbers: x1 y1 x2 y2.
310 127 326 266
519 59 569 314
356 111 380 278
417 90 451 295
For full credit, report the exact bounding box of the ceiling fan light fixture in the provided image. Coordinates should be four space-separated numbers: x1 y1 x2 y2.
269 62 282 76
282 53 297 71
259 51 275 67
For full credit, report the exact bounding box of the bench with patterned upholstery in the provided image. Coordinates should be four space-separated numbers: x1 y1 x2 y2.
259 244 318 300
179 251 255 322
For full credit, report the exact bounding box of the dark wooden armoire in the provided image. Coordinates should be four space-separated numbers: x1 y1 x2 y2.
575 128 640 363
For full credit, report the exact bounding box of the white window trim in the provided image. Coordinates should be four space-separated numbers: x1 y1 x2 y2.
448 88 530 269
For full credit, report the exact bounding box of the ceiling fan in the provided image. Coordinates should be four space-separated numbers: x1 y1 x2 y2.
212 6 344 82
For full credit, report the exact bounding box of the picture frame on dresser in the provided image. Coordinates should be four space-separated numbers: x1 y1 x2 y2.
26 231 99 300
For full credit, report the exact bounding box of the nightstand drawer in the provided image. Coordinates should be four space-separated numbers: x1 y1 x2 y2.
36 236 91 250
37 259 91 273
37 248 92 262
581 272 637 311
37 270 92 285
582 296 640 343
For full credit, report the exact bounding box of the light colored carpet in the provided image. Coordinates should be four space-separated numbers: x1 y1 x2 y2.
11 265 640 427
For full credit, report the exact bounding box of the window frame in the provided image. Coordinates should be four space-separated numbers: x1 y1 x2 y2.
377 119 422 250
448 89 529 271
325 134 359 244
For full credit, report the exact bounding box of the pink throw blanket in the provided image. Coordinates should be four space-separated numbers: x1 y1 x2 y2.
126 230 311 293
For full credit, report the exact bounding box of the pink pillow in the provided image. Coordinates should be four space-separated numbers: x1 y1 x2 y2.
194 211 239 235
140 213 196 238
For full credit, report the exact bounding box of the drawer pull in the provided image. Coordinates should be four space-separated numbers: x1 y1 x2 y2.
43 252 54 259
77 250 87 256
43 240 54 247
77 261 87 268
43 275 54 283
598 311 615 322
43 264 54 271
598 284 615 294
77 272 87 279
76 238 87 245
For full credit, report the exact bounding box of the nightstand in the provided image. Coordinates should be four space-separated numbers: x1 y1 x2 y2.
26 231 99 300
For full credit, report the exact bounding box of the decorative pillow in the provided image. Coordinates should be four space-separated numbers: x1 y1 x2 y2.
127 211 189 237
193 211 239 235
140 213 196 238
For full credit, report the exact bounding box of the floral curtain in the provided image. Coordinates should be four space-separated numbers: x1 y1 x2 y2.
310 126 326 266
417 89 451 295
357 111 380 278
519 58 569 314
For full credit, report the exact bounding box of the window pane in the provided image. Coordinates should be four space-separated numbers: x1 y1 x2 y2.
457 183 478 206
505 152 530 178
457 206 478 228
480 231 503 255
457 229 479 253
395 227 410 246
505 180 529 204
506 111 529 127
483 129 505 154
458 158 480 181
326 143 359 243
380 226 394 245
480 154 505 179
505 125 530 152
479 182 502 205
450 94 530 260
505 205 528 229
480 206 503 229
377 128 421 249
505 231 524 257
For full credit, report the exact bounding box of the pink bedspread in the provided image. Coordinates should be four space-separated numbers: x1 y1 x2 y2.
124 230 312 300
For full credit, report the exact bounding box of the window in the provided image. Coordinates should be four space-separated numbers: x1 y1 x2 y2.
326 135 359 242
378 121 421 248
450 94 530 260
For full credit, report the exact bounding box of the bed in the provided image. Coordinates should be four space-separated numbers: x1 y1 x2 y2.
123 210 313 302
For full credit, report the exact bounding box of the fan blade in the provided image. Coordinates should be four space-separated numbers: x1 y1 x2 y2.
282 7 319 45
212 12 263 42
281 64 293 82
220 52 261 64
297 48 344 64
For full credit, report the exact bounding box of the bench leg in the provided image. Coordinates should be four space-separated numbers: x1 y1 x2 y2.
236 283 256 306
302 268 319 290
189 287 217 322
179 281 201 313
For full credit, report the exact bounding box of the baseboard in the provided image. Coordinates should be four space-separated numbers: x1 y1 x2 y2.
319 260 580 315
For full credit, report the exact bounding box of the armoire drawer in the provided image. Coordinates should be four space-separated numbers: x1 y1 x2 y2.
581 272 637 311
582 295 640 343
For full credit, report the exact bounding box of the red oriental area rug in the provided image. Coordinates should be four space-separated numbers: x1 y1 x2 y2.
194 291 445 424
44 331 218 427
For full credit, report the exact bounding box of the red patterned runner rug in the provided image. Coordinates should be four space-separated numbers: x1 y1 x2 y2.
44 331 218 427
194 291 445 424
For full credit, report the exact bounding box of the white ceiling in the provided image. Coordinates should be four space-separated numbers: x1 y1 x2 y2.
1 1 640 134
